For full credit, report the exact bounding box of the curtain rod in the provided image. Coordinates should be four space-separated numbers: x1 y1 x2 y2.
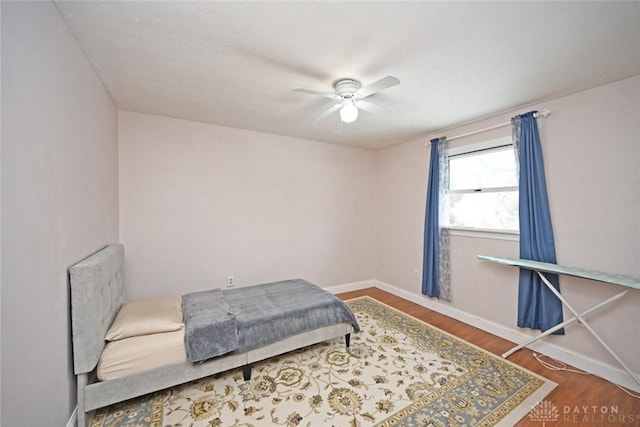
444 109 551 142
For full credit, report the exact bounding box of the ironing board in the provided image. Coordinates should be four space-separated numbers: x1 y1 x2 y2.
478 255 639 386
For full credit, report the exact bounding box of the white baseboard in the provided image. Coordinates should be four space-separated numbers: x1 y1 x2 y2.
371 279 640 393
66 406 77 427
324 280 375 295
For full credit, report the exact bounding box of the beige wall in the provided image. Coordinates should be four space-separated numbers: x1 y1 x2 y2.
1 2 119 426
118 111 377 298
377 75 640 375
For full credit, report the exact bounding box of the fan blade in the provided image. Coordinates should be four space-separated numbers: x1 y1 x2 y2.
293 88 336 99
314 103 342 122
357 76 400 98
356 100 380 114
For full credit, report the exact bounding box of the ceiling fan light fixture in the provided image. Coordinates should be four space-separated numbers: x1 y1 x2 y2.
340 101 358 123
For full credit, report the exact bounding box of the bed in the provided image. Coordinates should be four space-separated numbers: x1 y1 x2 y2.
69 244 359 427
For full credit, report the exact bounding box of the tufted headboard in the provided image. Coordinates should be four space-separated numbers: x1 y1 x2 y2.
69 244 125 375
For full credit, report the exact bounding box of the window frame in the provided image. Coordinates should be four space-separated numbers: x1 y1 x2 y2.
447 136 520 240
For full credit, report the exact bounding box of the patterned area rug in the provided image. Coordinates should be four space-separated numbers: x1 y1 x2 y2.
91 296 555 426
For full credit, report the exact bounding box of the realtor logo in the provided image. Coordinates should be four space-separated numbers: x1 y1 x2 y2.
529 400 560 426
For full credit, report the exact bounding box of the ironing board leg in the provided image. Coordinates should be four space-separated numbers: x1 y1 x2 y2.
502 272 639 386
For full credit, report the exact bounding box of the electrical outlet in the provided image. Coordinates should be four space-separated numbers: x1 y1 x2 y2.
414 270 420 280
226 275 235 287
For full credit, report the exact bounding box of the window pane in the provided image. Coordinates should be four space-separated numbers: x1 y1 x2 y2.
450 191 518 231
449 147 517 191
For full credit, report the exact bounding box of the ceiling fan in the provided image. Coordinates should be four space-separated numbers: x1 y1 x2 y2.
293 76 400 123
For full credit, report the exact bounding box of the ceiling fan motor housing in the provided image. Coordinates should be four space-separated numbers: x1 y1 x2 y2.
333 78 361 98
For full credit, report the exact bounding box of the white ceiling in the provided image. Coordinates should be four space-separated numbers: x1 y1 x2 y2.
54 1 640 149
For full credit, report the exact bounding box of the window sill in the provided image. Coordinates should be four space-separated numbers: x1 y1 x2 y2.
448 227 519 241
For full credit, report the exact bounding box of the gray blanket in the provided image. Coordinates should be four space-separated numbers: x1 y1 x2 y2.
182 279 360 363
182 289 239 362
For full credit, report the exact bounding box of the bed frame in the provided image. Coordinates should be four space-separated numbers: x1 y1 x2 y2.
70 244 353 427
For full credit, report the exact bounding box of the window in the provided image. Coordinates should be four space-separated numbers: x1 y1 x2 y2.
448 137 518 233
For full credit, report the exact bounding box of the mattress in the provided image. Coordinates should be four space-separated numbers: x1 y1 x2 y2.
97 329 186 381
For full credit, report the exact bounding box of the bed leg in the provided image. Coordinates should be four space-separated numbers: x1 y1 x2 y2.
242 364 252 381
77 373 88 427
345 333 351 348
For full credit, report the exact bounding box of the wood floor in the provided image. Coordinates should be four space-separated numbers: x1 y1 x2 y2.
337 287 640 427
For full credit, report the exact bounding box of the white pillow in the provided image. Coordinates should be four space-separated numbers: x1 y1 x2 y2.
106 296 183 341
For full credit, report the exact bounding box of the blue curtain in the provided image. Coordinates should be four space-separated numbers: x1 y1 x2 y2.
513 112 564 334
422 137 450 300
